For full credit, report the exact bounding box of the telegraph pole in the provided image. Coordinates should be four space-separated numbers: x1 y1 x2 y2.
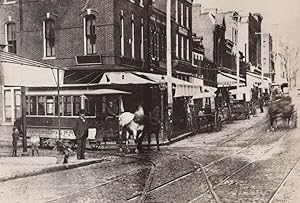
166 0 173 109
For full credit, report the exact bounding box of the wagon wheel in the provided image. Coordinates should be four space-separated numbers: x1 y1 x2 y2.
90 141 101 150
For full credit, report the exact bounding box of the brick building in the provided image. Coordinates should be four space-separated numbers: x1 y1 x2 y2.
262 33 275 82
0 0 152 126
149 0 195 82
238 11 263 74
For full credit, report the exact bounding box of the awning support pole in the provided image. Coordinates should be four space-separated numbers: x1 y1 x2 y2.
21 86 28 153
57 69 61 140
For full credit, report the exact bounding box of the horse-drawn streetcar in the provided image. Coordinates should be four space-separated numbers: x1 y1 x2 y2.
25 88 130 149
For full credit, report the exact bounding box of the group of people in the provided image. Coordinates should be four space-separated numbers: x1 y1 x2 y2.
11 122 39 157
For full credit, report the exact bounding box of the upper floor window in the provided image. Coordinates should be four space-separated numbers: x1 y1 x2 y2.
175 0 178 23
140 20 144 60
131 15 135 58
186 6 189 28
84 15 96 55
180 3 184 26
120 10 125 56
44 19 55 57
3 0 16 4
139 0 144 7
6 22 16 53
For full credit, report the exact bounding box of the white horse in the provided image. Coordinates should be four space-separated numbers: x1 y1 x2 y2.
118 105 145 153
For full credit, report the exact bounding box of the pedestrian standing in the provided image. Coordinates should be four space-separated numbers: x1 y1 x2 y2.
12 127 19 157
73 109 88 160
165 107 173 141
259 96 264 113
30 134 40 156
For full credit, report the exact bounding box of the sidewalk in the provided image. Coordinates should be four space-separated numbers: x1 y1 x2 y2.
0 156 104 182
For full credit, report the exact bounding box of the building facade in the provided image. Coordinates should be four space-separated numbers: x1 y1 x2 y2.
149 0 194 81
238 11 263 74
262 33 275 82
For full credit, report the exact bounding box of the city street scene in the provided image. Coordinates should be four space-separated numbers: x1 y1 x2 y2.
0 0 300 202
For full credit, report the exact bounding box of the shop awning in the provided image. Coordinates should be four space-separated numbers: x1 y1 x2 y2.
26 88 131 96
0 51 64 87
133 71 202 97
246 72 270 88
99 72 156 85
217 72 245 87
192 91 216 99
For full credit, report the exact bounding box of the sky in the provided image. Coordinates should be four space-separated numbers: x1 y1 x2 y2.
194 0 300 52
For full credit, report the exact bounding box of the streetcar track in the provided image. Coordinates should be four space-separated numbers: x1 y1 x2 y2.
127 128 270 202
188 129 292 203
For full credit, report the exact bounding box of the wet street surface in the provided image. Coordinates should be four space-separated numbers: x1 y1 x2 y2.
1 99 300 203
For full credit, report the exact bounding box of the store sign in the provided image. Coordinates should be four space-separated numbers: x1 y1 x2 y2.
217 80 237 86
27 128 96 139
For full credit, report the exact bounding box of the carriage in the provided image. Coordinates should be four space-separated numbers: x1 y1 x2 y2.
192 90 222 133
268 94 297 129
229 87 251 120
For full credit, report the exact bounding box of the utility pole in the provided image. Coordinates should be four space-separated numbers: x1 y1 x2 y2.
166 0 173 109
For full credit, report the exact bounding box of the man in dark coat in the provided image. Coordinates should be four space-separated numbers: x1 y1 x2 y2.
73 110 88 159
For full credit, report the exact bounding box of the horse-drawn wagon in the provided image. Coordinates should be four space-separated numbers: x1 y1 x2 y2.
268 94 297 129
229 87 251 120
192 90 221 133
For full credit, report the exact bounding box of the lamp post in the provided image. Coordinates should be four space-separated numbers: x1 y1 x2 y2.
159 77 167 140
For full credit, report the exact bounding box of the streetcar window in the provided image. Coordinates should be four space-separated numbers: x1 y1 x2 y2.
64 96 72 116
29 96 37 115
54 96 63 116
73 96 81 116
37 96 46 115
85 97 95 116
46 96 54 115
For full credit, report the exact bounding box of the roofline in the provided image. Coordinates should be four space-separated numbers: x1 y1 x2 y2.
0 50 67 70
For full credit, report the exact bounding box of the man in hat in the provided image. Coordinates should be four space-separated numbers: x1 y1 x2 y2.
73 109 88 159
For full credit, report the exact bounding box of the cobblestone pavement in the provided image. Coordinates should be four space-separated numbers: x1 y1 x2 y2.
1 99 300 203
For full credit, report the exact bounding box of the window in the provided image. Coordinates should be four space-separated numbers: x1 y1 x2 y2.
120 10 125 56
85 15 96 55
186 39 189 61
4 90 12 122
175 0 178 23
85 98 95 116
140 21 144 60
180 3 184 26
131 15 135 58
186 6 189 28
44 19 55 57
63 96 72 116
14 90 21 119
3 0 16 4
181 36 184 59
37 96 46 115
73 96 81 116
54 96 63 116
6 23 16 53
139 0 144 6
29 96 37 115
176 34 179 58
46 96 54 115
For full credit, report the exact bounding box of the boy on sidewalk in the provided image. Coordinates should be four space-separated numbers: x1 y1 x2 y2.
30 134 40 156
12 127 19 157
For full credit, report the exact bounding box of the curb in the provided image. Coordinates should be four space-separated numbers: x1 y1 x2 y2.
0 159 103 183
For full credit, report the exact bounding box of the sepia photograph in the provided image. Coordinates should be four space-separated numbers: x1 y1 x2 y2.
0 0 300 202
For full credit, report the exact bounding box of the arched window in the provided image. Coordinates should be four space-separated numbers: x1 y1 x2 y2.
84 15 96 55
6 22 16 53
44 19 55 57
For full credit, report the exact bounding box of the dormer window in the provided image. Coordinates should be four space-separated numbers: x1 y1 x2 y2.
84 15 96 55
